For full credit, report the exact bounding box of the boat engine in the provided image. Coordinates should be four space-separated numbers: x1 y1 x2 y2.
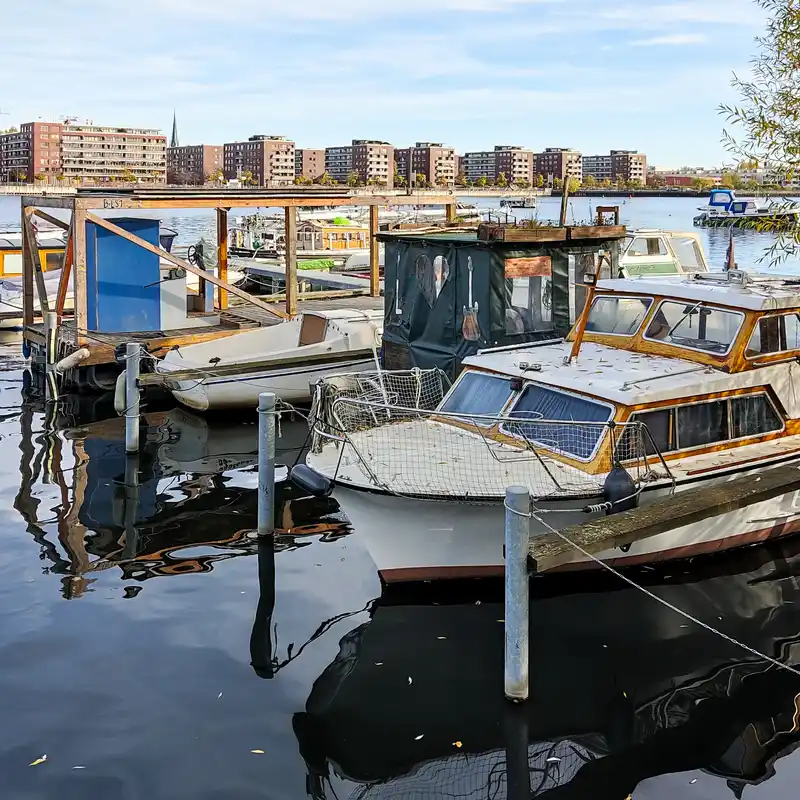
602 465 639 515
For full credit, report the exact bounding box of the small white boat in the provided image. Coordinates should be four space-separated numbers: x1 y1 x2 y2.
693 189 800 228
155 308 383 411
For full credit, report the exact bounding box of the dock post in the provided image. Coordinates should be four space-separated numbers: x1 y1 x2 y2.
505 485 530 702
43 311 58 402
124 342 141 454
369 205 380 297
258 392 277 537
122 452 140 560
503 705 531 800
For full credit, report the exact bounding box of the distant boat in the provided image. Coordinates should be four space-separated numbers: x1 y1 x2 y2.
500 196 537 209
693 188 800 228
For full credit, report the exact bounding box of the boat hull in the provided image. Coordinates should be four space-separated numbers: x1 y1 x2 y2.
331 465 800 583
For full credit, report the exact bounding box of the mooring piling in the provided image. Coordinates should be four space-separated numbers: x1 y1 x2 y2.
43 311 58 402
258 392 277 537
122 452 140 560
504 485 531 703
124 342 141 454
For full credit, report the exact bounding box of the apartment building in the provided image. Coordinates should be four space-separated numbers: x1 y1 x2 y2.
610 150 647 184
461 150 496 183
223 135 295 187
534 147 583 184
325 140 394 186
0 121 62 181
395 142 456 187
494 145 534 185
295 148 325 181
167 144 223 184
582 154 612 182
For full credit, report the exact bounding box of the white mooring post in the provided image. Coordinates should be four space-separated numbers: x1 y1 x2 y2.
258 392 277 537
504 485 531 702
43 311 58 402
124 342 141 454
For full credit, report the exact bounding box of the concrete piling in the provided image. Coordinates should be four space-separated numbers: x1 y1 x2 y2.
258 392 277 537
124 342 141 454
504 485 530 703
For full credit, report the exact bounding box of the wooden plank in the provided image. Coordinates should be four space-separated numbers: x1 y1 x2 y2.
21 195 75 209
284 207 298 317
445 203 457 223
22 208 51 315
568 225 627 240
559 178 571 227
217 208 229 310
530 464 800 572
31 208 70 231
56 218 74 318
73 208 88 342
369 205 380 297
21 204 34 327
259 289 372 303
84 213 290 320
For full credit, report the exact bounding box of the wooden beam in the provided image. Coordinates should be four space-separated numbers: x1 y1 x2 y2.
369 205 380 297
21 195 76 209
260 288 372 303
284 207 298 317
84 213 290 320
22 208 51 315
73 209 88 341
216 208 229 310
445 203 457 224
56 219 74 319
31 208 70 231
21 205 34 327
559 179 571 227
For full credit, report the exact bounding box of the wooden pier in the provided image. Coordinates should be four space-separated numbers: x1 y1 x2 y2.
20 188 456 375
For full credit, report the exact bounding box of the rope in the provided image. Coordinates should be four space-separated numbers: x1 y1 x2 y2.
505 500 800 680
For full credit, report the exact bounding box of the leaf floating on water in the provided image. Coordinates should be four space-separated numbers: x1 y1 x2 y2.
546 757 561 763
453 741 463 748
218 692 223 699
437 637 447 640
375 662 384 666
72 766 87 770
414 734 424 741
251 749 265 755
690 778 698 784
408 676 413 685
29 755 47 767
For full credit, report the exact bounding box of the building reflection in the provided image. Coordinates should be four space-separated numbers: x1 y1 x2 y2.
291 541 800 799
14 395 351 597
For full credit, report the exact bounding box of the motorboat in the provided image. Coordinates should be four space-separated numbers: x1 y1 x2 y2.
693 189 800 228
307 270 800 582
155 308 383 410
618 228 709 277
500 195 537 209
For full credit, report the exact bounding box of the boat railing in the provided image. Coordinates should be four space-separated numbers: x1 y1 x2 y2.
309 370 675 500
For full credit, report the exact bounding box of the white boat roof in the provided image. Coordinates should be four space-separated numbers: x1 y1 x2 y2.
306 307 382 321
464 341 765 406
596 272 800 311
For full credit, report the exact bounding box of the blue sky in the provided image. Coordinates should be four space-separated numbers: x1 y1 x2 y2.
1 0 767 166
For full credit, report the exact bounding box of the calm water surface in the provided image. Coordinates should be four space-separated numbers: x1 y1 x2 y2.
0 195 799 797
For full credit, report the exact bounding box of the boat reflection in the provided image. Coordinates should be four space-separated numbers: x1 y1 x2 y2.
14 398 351 597
293 542 800 799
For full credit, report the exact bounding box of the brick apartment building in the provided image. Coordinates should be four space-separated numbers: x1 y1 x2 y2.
167 144 223 184
534 147 583 184
295 148 325 181
325 140 394 186
395 142 456 187
610 150 647 184
1 121 166 183
461 150 496 183
582 154 613 182
223 135 295 187
494 145 534 185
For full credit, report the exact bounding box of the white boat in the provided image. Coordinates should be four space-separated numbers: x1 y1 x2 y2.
693 189 800 228
308 270 800 582
155 308 383 410
619 228 708 277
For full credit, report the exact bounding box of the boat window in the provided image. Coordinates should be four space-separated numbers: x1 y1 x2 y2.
627 237 668 257
501 385 613 460
585 295 652 336
439 372 514 424
627 393 782 455
505 277 553 335
746 313 800 357
644 301 743 355
668 236 705 270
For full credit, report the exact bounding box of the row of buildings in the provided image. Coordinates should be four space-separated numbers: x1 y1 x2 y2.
0 116 647 188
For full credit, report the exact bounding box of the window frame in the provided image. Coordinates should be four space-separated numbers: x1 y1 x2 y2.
745 311 800 360
642 299 745 357
584 293 654 338
628 391 784 457
438 370 516 427
499 383 616 463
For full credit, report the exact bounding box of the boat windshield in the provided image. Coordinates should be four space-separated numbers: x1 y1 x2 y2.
668 236 705 271
585 296 652 337
439 371 514 424
501 385 613 460
644 300 744 355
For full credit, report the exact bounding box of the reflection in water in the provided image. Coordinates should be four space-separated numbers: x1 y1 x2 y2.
14 397 351 598
292 544 800 799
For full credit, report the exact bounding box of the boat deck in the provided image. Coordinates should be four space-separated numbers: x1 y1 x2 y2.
25 295 384 368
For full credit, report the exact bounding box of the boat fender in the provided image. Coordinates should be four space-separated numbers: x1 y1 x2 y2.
602 466 638 515
114 370 127 415
22 341 31 359
54 347 90 373
290 464 334 498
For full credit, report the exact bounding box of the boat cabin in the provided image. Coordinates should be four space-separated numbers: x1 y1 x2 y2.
297 219 369 251
0 231 64 277
619 229 708 277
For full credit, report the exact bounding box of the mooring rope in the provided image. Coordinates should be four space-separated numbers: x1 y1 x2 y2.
505 499 800 680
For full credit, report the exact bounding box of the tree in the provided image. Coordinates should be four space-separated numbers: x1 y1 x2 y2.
496 171 508 188
240 169 256 186
567 176 581 194
455 171 467 187
600 177 613 188
692 177 714 192
628 178 644 189
346 170 361 187
514 178 530 189
647 173 666 188
552 176 563 191
33 172 46 182
414 172 428 188
533 173 545 189
583 174 597 188
720 0 800 259
475 175 489 188
294 174 313 185
318 171 336 186
394 169 407 188
206 168 224 185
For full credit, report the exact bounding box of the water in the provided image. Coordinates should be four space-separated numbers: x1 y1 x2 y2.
1 194 800 798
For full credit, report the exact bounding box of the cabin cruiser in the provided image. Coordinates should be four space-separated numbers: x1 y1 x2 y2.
693 189 800 228
619 228 708 277
155 308 383 410
308 270 800 582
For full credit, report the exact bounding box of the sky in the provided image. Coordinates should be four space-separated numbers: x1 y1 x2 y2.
0 0 768 167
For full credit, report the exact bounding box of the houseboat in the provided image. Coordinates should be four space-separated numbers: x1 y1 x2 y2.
693 189 800 228
308 269 800 582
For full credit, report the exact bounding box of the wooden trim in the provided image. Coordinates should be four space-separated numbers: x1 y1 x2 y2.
216 208 229 310
369 205 380 297
22 208 50 314
31 208 70 231
56 219 74 319
73 208 88 341
284 207 298 318
685 445 800 476
84 212 290 320
21 205 34 326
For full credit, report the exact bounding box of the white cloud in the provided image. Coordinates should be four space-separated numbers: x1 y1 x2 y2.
630 33 708 46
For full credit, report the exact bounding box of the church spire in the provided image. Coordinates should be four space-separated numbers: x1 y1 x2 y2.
170 111 179 148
